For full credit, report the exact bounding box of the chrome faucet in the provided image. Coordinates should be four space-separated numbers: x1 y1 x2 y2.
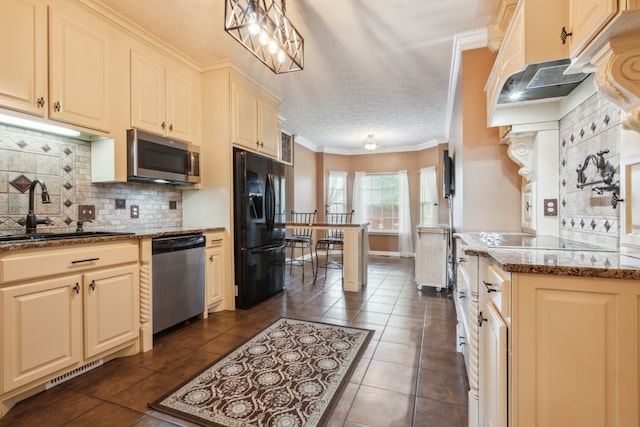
26 179 51 234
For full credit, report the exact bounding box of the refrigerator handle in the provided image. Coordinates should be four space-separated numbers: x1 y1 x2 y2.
251 243 285 254
266 173 275 231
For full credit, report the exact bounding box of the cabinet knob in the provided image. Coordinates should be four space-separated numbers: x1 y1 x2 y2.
89 280 96 291
256 140 260 148
560 26 572 44
37 97 45 108
53 101 61 112
169 123 174 132
73 283 80 294
209 255 214 261
161 121 166 130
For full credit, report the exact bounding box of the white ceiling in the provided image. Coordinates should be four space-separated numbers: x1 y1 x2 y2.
95 0 497 153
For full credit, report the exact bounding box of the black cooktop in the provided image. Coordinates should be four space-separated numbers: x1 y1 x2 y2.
477 233 612 251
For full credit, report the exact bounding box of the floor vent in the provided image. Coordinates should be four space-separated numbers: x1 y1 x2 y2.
45 359 104 390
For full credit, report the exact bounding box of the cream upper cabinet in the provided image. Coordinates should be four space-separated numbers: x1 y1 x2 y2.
0 0 47 116
0 1 110 132
568 0 617 57
1 274 83 393
205 234 225 311
83 264 139 359
131 49 200 143
231 74 280 158
512 274 640 426
48 7 110 132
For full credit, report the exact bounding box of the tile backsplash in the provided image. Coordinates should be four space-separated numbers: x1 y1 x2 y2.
559 92 621 248
0 124 182 234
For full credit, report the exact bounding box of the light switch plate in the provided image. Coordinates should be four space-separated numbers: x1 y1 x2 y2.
115 199 126 209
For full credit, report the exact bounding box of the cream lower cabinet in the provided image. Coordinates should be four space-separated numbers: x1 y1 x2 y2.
83 265 139 359
415 226 448 290
0 241 140 417
1 274 83 393
512 274 640 427
205 233 225 311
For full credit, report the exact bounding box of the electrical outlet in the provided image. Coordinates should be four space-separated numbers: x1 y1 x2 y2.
78 205 96 220
544 199 557 216
115 199 126 209
130 205 139 219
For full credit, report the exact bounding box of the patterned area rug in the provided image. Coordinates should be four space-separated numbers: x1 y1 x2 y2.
149 318 374 426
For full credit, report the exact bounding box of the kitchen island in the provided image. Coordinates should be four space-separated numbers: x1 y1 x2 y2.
454 232 640 427
285 222 369 292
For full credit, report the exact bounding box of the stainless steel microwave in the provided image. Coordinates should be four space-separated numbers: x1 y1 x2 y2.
127 129 200 185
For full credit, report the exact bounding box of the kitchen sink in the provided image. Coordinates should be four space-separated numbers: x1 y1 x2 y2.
0 231 135 243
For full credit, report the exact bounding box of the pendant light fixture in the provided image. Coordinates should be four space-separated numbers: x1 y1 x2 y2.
363 134 379 151
225 0 304 74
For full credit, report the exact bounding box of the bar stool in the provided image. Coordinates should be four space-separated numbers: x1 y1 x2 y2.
314 209 354 283
284 209 318 281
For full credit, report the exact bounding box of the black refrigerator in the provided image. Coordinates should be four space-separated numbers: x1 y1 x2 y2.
233 147 286 309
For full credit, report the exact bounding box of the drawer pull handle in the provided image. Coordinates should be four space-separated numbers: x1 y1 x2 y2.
89 280 96 291
73 283 80 294
482 280 499 293
478 311 487 327
71 257 100 264
458 291 466 299
457 257 466 263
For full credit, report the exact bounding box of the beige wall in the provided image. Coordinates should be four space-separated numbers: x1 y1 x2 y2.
451 48 521 232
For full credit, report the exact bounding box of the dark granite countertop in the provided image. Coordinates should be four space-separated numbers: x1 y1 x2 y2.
455 232 640 280
0 227 226 252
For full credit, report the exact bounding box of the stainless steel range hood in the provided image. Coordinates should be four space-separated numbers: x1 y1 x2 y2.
497 59 590 104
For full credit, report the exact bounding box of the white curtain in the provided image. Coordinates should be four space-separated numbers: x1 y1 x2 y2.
420 166 438 226
327 171 347 212
398 170 413 257
352 171 366 225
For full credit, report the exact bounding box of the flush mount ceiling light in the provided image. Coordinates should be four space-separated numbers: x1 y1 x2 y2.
363 134 379 151
225 0 304 74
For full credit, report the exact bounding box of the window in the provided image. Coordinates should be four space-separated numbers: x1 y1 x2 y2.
419 166 438 226
362 173 400 232
327 171 347 213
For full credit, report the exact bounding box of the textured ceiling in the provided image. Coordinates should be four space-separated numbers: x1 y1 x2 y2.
96 0 497 153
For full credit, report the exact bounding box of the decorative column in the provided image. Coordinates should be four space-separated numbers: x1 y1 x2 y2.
592 30 640 133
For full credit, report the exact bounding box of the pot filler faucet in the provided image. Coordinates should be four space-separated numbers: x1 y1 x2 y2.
26 179 51 234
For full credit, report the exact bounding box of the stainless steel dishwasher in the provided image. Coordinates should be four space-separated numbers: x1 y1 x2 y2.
152 233 205 334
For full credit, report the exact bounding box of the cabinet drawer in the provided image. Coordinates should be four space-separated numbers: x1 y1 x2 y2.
482 263 511 317
0 242 139 284
456 240 478 293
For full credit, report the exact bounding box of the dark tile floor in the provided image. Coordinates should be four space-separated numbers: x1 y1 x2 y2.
0 256 469 426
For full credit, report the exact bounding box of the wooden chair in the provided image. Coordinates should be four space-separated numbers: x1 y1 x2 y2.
314 209 355 282
284 209 318 281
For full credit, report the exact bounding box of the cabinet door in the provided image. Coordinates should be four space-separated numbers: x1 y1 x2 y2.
231 79 258 150
0 0 47 116
166 65 196 142
83 264 139 359
206 242 224 309
480 302 507 427
49 7 110 132
620 153 640 256
257 98 279 158
569 0 617 56
130 50 166 136
1 275 82 393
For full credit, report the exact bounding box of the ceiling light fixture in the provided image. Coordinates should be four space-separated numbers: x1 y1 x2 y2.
363 134 379 151
225 0 304 74
0 113 81 137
